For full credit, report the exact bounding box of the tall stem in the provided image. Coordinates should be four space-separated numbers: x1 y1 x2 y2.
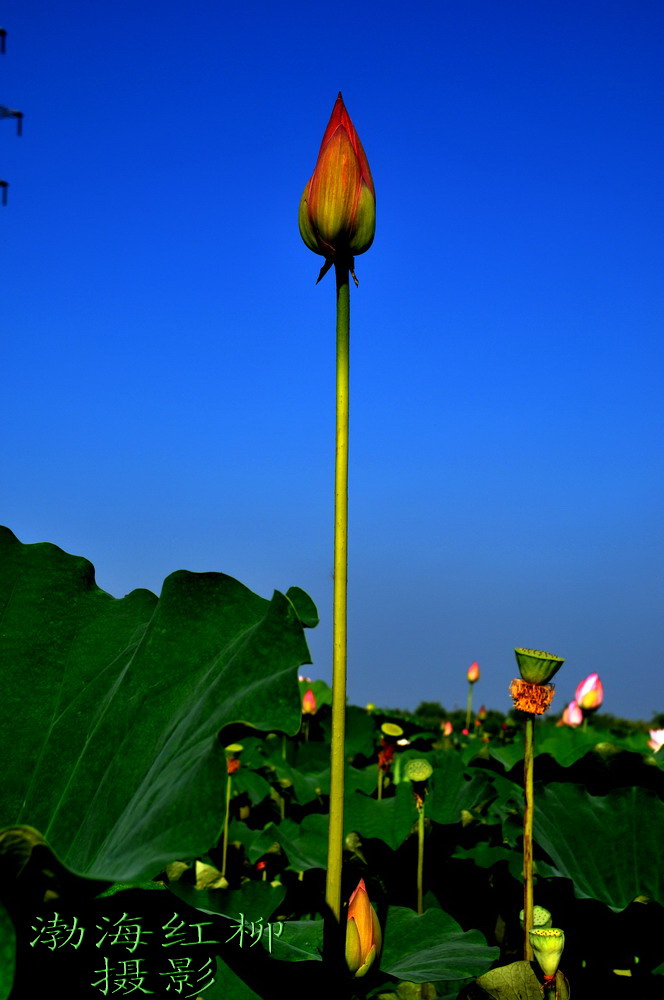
416 799 425 914
465 681 474 732
523 715 535 960
221 772 232 879
325 262 350 926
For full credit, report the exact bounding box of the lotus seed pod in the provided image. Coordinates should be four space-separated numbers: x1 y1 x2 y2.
520 905 552 929
405 758 433 782
514 648 564 685
529 927 565 977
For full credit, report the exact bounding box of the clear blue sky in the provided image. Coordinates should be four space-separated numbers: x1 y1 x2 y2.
2 1 663 721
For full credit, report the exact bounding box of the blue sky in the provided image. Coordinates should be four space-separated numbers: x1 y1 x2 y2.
2 1 663 721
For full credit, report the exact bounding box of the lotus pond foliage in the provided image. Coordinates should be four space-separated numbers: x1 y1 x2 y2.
0 529 663 1000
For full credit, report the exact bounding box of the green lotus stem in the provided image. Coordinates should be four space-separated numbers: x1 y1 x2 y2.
325 261 350 926
221 770 232 879
377 766 384 801
416 798 425 914
465 681 474 731
523 715 535 960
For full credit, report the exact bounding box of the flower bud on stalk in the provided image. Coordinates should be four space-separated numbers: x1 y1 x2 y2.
648 728 664 753
345 879 381 977
575 672 603 712
299 93 375 283
559 699 583 727
301 688 317 715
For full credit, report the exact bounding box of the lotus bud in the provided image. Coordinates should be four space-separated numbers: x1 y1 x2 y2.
561 700 583 727
441 720 453 736
575 673 603 711
514 648 564 685
529 927 565 977
647 729 664 753
301 688 317 715
345 879 382 977
467 661 480 683
299 93 375 278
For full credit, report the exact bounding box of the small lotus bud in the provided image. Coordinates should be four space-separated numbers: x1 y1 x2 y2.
302 688 317 715
575 673 603 711
647 729 664 753
467 661 480 683
529 927 565 977
561 700 583 727
514 648 564 685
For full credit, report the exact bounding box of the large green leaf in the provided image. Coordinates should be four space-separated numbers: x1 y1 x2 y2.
533 782 664 909
0 900 15 1000
169 877 286 924
457 961 570 999
344 782 418 851
381 905 499 982
427 752 493 824
271 815 329 871
0 527 317 882
270 918 323 962
488 726 648 771
206 957 264 1000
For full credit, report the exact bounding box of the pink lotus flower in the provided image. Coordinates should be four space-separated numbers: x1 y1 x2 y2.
467 661 480 683
561 700 583 727
441 720 453 736
647 729 664 753
575 673 603 711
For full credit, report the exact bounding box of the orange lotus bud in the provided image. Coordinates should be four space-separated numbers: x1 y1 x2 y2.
301 688 317 715
467 662 480 683
345 879 381 977
575 673 603 711
299 93 375 271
